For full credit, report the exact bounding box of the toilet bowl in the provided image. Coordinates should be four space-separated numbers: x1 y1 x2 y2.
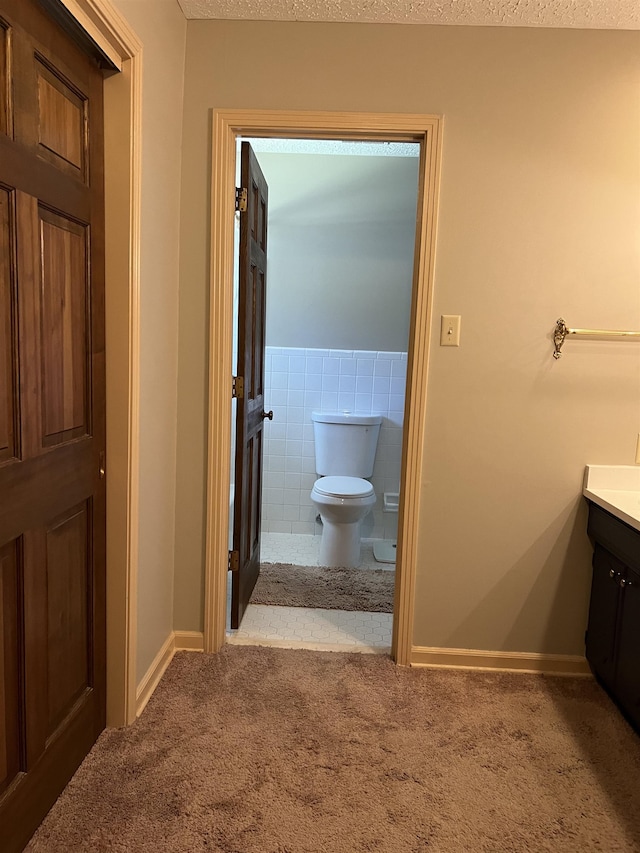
311 475 376 567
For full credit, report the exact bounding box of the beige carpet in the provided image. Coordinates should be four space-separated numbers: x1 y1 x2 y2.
251 562 395 612
27 647 640 853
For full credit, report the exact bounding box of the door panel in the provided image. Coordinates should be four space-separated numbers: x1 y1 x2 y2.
0 186 17 463
45 502 91 736
39 208 89 445
232 142 269 629
35 58 87 179
615 570 640 729
0 0 106 850
585 545 621 690
0 540 20 797
0 23 8 137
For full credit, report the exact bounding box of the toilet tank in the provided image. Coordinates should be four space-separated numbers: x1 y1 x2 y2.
311 411 382 477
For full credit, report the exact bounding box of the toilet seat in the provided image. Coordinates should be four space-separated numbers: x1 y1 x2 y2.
313 476 374 499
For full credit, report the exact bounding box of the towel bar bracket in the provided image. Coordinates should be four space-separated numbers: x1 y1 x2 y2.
553 317 640 359
553 318 568 359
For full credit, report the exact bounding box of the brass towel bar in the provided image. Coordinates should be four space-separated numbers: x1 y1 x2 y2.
553 318 640 359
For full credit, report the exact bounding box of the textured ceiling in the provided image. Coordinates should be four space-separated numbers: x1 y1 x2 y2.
177 0 640 29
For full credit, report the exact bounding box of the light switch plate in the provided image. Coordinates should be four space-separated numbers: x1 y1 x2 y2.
440 314 461 346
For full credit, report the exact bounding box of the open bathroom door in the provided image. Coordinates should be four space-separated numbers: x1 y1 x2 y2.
231 143 270 629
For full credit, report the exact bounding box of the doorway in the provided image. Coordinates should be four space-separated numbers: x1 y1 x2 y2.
204 110 443 666
228 137 420 650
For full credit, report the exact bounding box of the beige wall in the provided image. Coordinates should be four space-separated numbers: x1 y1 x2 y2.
175 20 640 655
111 0 186 681
256 151 419 351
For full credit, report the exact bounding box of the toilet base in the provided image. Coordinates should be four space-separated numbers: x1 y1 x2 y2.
318 519 362 568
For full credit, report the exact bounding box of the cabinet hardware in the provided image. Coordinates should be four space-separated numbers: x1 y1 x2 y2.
620 578 632 589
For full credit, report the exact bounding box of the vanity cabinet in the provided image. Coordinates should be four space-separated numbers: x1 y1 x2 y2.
586 502 640 731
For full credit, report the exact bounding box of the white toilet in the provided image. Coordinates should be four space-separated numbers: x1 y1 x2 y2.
310 411 382 568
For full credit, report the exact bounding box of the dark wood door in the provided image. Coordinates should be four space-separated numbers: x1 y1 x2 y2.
231 142 269 629
0 1 106 850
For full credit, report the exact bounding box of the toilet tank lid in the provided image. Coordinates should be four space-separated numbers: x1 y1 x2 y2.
311 411 382 426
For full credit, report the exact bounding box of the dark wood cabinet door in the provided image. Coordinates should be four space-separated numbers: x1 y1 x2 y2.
616 568 640 730
0 0 106 850
585 545 623 691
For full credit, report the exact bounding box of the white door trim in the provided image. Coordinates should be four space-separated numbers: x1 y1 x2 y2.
59 0 142 725
205 110 443 664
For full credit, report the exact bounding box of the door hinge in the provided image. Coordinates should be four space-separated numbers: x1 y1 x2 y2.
232 375 244 398
228 550 239 571
235 187 247 213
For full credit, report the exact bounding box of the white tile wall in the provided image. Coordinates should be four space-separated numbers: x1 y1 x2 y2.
262 347 405 537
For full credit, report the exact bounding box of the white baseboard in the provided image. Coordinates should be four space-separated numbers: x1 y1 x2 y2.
135 630 206 717
136 633 176 717
174 630 205 651
410 645 592 676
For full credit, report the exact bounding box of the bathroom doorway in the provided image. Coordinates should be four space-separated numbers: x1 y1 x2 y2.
204 110 443 665
228 137 420 651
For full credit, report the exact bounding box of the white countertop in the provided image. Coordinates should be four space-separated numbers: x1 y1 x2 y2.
583 465 640 532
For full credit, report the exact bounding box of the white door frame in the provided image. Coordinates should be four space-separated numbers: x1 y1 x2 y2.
205 110 443 665
59 0 142 725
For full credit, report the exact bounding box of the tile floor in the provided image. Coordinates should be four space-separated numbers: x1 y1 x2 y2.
261 532 395 572
226 533 395 653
